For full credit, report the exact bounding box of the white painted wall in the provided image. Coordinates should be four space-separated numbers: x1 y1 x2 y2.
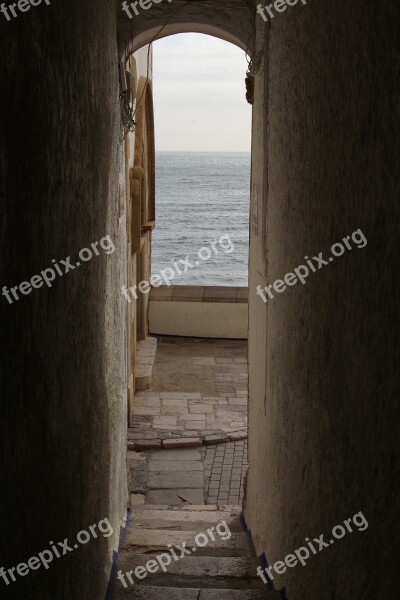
149 300 248 339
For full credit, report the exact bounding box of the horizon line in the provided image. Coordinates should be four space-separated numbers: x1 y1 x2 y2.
156 150 251 153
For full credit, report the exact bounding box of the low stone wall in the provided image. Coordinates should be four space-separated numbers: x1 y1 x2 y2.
149 286 248 339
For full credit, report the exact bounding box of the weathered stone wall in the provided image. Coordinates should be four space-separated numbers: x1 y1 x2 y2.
0 2 127 599
246 1 399 598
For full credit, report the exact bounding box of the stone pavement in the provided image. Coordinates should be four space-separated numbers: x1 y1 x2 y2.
129 337 248 449
129 441 249 507
202 440 248 506
129 447 205 506
152 337 248 395
128 337 249 505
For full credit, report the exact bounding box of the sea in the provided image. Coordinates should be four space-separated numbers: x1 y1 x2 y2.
152 152 250 287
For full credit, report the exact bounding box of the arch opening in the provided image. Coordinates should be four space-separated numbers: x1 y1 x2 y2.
117 0 256 62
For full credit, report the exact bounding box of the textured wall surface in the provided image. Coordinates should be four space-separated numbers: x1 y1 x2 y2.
118 0 255 58
0 2 127 599
246 1 399 598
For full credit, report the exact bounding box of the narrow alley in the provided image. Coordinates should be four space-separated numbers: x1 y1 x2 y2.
112 336 280 599
1 2 397 600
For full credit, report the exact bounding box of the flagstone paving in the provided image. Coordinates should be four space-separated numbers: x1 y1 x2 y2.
129 441 249 507
153 337 248 395
129 337 248 448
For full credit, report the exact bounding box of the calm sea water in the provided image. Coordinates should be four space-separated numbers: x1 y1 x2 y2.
152 152 250 286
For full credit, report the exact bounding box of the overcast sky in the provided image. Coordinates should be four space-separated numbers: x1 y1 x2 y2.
152 33 252 152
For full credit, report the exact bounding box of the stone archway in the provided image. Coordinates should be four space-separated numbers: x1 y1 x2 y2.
117 0 256 61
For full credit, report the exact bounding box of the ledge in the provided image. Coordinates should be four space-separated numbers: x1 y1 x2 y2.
150 285 248 304
135 336 158 390
127 429 248 451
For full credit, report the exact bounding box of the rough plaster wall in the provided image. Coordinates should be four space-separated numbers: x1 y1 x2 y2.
0 2 127 599
246 1 399 598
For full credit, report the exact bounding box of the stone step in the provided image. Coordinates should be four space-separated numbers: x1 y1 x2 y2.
117 555 262 579
123 546 253 559
145 489 206 506
117 574 265 590
124 529 249 555
113 586 280 599
130 518 244 533
170 547 251 558
134 336 158 392
146 469 204 490
134 504 241 511
111 504 271 599
148 460 204 471
149 449 202 461
131 508 243 532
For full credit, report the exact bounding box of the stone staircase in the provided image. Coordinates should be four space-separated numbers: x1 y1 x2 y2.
112 504 281 599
